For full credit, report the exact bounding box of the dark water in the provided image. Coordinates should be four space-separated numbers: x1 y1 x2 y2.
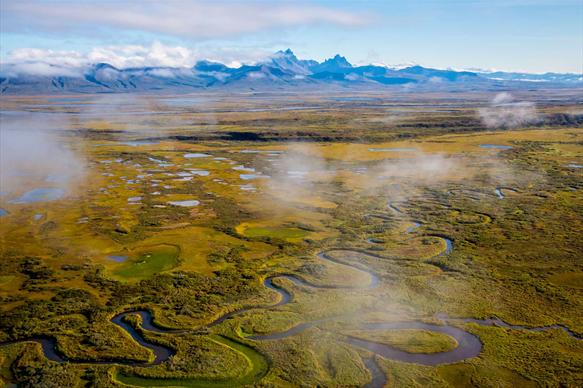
406 222 422 233
2 240 578 386
435 313 582 340
344 321 482 366
110 312 176 365
442 238 453 255
425 235 453 256
0 337 65 362
388 203 403 214
0 313 175 366
121 310 183 334
362 357 387 388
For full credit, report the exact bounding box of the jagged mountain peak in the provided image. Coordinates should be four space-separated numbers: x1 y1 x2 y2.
275 48 296 57
328 54 352 67
309 53 352 74
1 49 580 94
267 48 313 75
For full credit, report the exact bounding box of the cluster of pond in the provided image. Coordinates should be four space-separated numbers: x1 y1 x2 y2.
3 139 581 386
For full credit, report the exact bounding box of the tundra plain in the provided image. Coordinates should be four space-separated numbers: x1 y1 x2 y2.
0 90 582 387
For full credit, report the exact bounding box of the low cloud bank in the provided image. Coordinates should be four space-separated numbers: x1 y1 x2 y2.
265 144 334 205
478 92 540 128
0 42 275 76
265 144 463 209
0 114 85 195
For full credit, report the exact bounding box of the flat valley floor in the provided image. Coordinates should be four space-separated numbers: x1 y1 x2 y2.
0 90 582 387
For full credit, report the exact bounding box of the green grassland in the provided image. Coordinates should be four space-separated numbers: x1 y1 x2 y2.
1 91 582 387
110 245 181 282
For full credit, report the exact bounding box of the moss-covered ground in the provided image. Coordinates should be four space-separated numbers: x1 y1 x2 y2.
0 91 581 387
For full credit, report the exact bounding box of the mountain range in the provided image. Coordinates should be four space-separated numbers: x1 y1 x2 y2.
1 49 581 94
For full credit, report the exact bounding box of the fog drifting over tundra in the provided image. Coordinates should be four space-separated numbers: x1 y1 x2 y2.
478 92 540 129
0 114 85 196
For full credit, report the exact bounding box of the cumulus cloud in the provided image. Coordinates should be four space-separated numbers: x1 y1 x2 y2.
478 92 540 128
87 43 195 68
7 48 87 68
3 42 196 70
0 42 275 75
2 1 369 39
0 48 87 77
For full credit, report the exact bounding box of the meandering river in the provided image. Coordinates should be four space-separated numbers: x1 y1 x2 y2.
1 216 580 387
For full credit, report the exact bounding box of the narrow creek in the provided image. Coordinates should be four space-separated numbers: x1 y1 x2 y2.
1 221 579 387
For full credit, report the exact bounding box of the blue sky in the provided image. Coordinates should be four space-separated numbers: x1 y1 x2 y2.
1 0 581 73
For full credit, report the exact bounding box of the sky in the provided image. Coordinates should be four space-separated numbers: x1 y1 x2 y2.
0 0 581 73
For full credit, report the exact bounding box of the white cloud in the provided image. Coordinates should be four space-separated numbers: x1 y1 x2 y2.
0 42 275 75
478 93 540 128
0 114 86 196
0 62 83 77
2 1 369 39
246 71 267 79
7 48 87 67
146 68 178 78
87 42 196 68
491 91 514 104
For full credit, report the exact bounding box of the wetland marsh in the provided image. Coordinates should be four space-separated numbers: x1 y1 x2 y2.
0 91 582 387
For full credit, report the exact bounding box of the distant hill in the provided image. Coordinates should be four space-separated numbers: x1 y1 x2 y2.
1 49 580 94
